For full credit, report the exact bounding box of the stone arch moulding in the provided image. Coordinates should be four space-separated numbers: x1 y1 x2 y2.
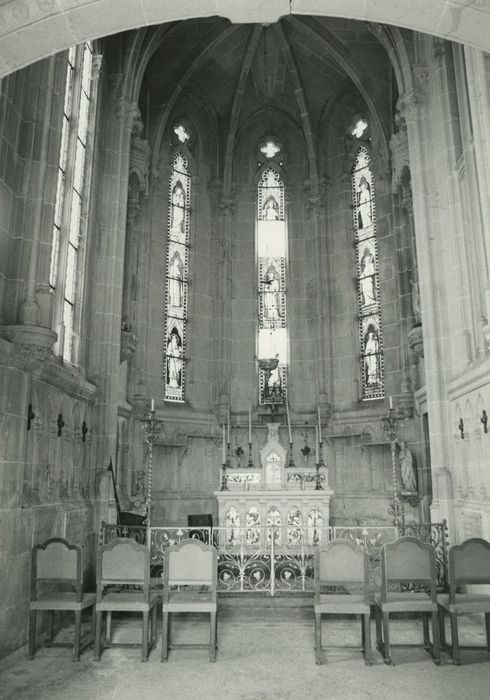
0 1 489 79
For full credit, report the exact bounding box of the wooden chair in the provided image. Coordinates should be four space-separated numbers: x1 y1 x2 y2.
437 537 490 664
314 539 373 665
28 537 96 661
161 538 218 662
375 536 441 665
94 538 159 661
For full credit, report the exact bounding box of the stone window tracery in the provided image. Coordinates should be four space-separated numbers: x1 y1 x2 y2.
164 152 190 401
49 42 97 364
257 165 288 405
352 146 384 399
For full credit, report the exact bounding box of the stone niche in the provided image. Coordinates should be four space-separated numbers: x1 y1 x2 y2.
215 423 333 538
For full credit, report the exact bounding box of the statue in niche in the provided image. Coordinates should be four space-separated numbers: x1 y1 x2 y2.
169 181 185 237
364 328 380 386
357 176 372 229
263 266 281 321
360 248 376 306
410 274 422 324
263 194 279 220
166 328 183 388
168 252 183 308
398 441 417 493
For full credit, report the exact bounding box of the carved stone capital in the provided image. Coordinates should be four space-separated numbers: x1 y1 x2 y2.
396 88 423 123
1 324 57 372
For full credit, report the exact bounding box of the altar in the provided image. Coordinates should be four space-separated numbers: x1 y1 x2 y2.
214 424 333 546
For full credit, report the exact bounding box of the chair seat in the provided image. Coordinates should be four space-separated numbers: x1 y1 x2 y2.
375 592 436 612
163 590 217 613
30 592 96 611
315 594 370 614
97 590 160 611
438 593 490 613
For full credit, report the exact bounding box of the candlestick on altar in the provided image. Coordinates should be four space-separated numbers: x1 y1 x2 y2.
220 460 229 491
317 406 322 443
286 402 292 443
226 442 231 467
247 441 254 468
222 424 226 463
288 441 295 468
315 426 319 463
151 398 155 412
227 408 230 444
248 398 252 443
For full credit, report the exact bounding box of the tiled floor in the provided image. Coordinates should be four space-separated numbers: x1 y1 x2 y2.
1 603 490 700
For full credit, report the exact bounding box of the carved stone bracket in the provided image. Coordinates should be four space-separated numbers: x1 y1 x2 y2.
1 324 57 372
120 330 137 363
408 323 424 358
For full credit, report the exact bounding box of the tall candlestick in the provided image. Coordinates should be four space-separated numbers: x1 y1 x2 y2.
222 424 226 463
151 398 155 412
248 399 252 443
315 426 319 463
286 402 292 443
227 408 230 444
317 406 322 442
389 396 393 410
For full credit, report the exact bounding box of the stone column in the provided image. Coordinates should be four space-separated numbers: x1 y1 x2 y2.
397 81 455 532
89 78 138 523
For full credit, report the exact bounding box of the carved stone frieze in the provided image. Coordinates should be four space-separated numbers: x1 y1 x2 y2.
1 324 56 372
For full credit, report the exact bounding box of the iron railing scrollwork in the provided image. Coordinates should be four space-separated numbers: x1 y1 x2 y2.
99 521 449 594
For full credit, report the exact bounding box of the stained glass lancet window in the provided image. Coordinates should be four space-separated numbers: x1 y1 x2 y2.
352 147 384 399
257 166 288 405
164 152 190 401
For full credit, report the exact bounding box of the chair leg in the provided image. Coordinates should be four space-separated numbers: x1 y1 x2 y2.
73 610 82 662
209 612 217 662
105 611 112 646
28 609 36 659
314 612 322 665
375 605 383 653
438 606 447 650
382 611 392 664
449 612 461 665
161 612 169 662
363 613 373 665
485 613 490 652
422 613 430 650
150 606 157 649
94 610 103 661
142 611 149 661
91 606 96 645
47 611 55 642
431 610 441 665
361 615 365 652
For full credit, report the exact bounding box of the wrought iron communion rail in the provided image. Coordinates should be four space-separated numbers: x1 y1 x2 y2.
100 521 448 594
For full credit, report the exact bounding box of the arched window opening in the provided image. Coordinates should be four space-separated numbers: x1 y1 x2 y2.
49 42 97 364
164 152 190 401
256 165 288 406
352 147 384 399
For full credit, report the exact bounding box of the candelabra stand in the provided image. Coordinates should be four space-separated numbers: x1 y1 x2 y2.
382 407 403 530
315 441 325 490
288 441 296 468
220 442 231 491
142 406 163 529
247 442 254 468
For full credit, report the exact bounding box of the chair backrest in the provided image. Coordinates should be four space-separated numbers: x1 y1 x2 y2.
381 536 437 601
97 538 150 600
448 538 490 599
314 539 369 603
31 537 82 602
164 539 217 600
